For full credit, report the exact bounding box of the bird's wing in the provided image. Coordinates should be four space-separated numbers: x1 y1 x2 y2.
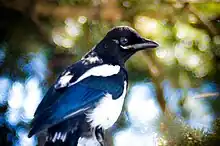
33 62 81 117
28 66 126 137
34 62 122 116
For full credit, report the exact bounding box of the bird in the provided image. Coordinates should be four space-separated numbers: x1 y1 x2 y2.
28 26 158 146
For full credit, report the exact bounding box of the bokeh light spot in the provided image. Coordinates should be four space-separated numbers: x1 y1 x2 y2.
8 82 24 109
187 55 200 68
78 16 87 24
23 77 42 120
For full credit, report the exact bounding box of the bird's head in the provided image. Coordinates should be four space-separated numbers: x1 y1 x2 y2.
94 26 159 65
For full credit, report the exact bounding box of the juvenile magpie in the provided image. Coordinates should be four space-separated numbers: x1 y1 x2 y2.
28 26 158 146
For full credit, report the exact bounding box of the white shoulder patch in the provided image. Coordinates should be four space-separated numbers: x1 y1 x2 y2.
69 64 120 86
86 81 127 129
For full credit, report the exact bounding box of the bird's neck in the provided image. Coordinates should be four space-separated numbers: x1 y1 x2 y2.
84 50 125 67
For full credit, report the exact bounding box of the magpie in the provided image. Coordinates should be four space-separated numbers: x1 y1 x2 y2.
28 26 158 146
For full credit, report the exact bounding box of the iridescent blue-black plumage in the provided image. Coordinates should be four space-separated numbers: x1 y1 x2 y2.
28 26 158 146
29 65 127 137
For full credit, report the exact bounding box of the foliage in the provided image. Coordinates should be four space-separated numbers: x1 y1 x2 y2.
157 117 220 146
0 0 219 145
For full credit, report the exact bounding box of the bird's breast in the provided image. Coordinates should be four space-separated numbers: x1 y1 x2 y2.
86 81 127 129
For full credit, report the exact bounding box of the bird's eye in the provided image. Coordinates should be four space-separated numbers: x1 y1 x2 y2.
120 37 128 45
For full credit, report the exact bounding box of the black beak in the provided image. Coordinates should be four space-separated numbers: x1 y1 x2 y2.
122 38 159 51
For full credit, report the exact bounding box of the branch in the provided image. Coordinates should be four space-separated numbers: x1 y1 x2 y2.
185 3 218 36
193 92 220 99
139 51 169 115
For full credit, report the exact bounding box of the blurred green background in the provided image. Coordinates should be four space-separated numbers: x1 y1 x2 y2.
0 0 219 145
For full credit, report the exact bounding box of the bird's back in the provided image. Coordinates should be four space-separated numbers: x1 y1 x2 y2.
29 58 128 146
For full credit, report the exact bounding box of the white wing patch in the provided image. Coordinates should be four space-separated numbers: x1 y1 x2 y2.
56 64 120 88
86 81 127 129
59 75 73 87
69 64 121 86
56 71 73 88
